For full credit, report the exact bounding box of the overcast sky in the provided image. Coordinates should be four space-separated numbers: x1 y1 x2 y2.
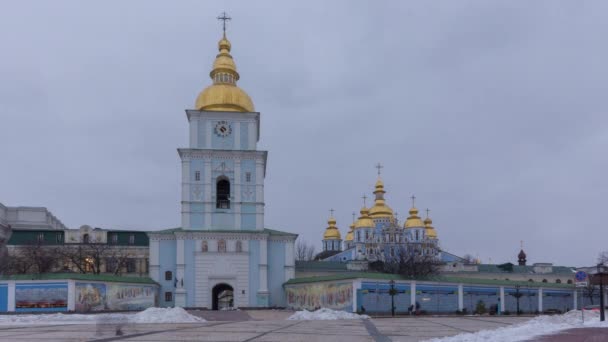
1 1 607 267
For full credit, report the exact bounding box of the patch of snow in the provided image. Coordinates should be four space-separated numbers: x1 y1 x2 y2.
424 310 608 342
0 307 205 325
287 308 370 320
131 307 205 323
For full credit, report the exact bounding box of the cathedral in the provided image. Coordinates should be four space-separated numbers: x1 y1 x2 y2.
148 24 297 309
319 174 458 263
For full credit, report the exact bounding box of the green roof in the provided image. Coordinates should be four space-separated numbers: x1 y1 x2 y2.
473 264 576 275
149 227 297 237
285 272 575 289
0 273 158 285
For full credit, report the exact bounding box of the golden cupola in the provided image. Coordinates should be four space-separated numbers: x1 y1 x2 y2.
368 179 395 219
323 216 342 240
194 33 255 112
424 215 438 239
354 207 374 228
345 222 355 242
404 206 425 228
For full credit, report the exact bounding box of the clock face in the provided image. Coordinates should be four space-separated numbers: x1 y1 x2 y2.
214 121 232 137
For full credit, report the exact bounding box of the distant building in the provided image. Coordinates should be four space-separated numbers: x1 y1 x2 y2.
0 202 67 231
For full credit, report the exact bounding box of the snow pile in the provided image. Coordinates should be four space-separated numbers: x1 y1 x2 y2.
425 310 607 342
0 308 204 325
131 307 205 323
287 308 370 320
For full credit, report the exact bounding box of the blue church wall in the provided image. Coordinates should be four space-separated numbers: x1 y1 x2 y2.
189 203 205 228
158 240 177 307
196 120 207 149
0 284 7 312
415 284 459 313
184 240 196 307
240 200 257 229
211 213 235 230
189 160 206 187
248 240 260 306
268 241 286 306
240 122 250 150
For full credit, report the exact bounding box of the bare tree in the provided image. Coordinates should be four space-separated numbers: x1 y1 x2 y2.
295 239 316 261
583 282 597 305
598 251 608 265
370 245 442 278
56 243 131 275
4 240 60 275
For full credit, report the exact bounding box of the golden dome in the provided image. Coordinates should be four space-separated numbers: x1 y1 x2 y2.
369 178 395 219
345 223 355 241
404 207 425 228
323 216 341 240
424 216 438 239
354 207 374 228
194 34 254 112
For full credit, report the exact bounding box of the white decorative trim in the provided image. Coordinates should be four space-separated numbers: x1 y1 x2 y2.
178 149 267 161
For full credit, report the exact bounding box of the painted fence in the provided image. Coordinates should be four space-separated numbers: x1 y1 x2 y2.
286 278 587 314
1 278 158 313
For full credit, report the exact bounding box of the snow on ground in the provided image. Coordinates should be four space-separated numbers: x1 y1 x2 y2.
424 310 608 342
287 308 370 320
0 307 205 325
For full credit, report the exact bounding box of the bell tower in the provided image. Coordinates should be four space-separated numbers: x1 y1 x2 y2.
178 15 267 231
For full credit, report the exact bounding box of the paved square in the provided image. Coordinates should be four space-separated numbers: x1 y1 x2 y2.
0 314 535 342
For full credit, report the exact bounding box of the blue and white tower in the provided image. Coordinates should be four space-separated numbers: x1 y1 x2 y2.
148 21 296 309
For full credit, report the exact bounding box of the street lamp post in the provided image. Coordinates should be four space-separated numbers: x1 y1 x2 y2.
389 279 396 317
597 264 606 322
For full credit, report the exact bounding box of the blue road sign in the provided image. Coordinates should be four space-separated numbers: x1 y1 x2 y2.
575 271 588 282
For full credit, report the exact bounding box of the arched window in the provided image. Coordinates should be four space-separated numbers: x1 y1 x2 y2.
202 241 208 252
567 279 573 284
528 279 534 282
83 234 90 244
216 178 230 209
542 279 548 283
236 241 242 252
218 239 226 253
165 271 172 281
556 279 561 284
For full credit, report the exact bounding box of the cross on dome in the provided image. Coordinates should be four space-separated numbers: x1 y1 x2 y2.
411 195 416 207
217 11 232 35
329 208 335 217
375 163 384 176
362 194 368 207
426 208 430 218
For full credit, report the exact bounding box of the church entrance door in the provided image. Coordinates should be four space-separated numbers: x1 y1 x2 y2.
212 283 234 310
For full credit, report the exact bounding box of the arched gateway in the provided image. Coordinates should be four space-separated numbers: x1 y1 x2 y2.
212 283 234 310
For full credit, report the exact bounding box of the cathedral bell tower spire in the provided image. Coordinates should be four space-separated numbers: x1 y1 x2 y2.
194 13 255 112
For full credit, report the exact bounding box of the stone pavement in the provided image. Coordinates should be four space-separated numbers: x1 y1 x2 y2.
0 314 536 342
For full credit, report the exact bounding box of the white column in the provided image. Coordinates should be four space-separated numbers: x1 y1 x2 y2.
499 286 505 313
538 288 543 312
255 159 264 230
7 281 15 312
67 280 75 311
189 117 198 148
352 279 361 313
458 284 464 311
234 160 241 230
149 239 160 281
181 158 191 229
175 238 186 307
410 281 416 306
573 289 578 310
248 122 255 149
205 120 212 148
204 160 212 228
259 238 268 293
284 240 295 281
234 122 241 149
